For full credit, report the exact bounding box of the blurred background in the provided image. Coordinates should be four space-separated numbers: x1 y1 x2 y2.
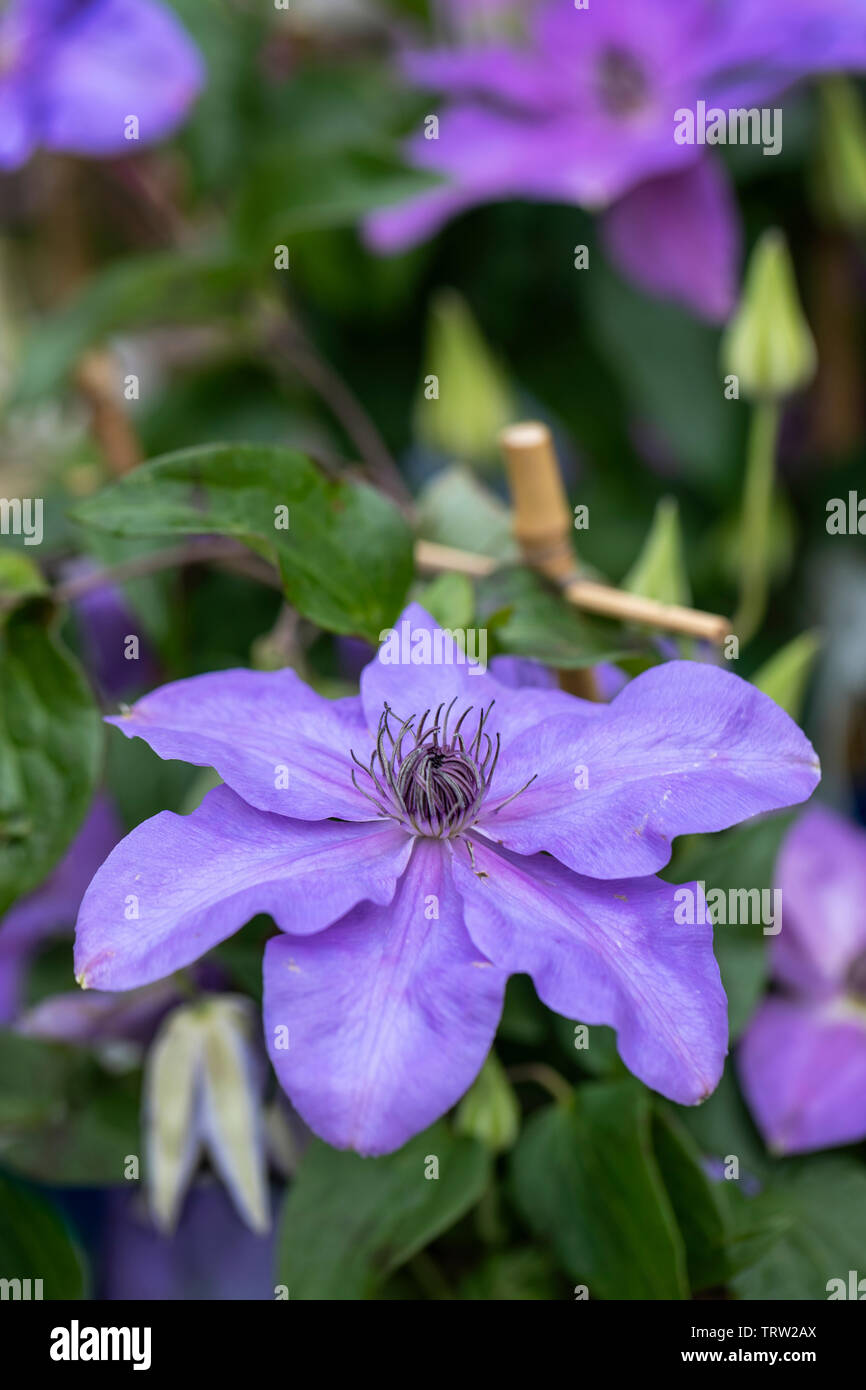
1 0 866 1301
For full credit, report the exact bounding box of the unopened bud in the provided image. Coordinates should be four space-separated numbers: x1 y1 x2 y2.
722 229 816 399
455 1051 519 1153
415 289 513 465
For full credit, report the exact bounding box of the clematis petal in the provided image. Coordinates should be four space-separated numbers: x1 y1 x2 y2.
402 46 558 116
107 667 373 821
601 157 741 322
364 184 482 255
699 0 866 107
772 805 866 997
17 979 181 1044
452 837 727 1105
359 602 594 741
480 660 820 879
74 785 412 991
739 996 866 1153
263 838 505 1155
36 0 203 156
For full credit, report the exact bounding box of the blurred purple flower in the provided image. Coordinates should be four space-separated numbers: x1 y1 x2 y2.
75 603 819 1155
0 792 206 1047
100 1184 277 1301
64 559 160 700
0 794 121 1022
739 804 866 1154
366 0 866 319
0 0 203 171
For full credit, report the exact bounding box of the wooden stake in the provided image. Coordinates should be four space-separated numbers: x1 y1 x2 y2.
499 420 731 646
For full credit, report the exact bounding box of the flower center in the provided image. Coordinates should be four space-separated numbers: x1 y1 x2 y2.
352 699 500 838
596 45 649 117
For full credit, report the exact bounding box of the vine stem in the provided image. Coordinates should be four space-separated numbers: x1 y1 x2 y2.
52 538 282 602
506 1063 573 1106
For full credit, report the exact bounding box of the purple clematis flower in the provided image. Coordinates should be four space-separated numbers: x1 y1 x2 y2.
100 1184 278 1301
366 0 866 319
75 604 820 1155
739 805 866 1154
0 0 203 171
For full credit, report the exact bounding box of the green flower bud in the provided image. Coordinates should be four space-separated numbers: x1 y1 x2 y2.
415 289 514 466
813 78 866 231
722 229 817 400
455 1051 520 1153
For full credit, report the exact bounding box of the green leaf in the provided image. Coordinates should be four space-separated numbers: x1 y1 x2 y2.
458 1248 561 1301
732 1158 866 1300
72 444 414 641
416 465 519 561
0 550 48 616
414 571 475 630
0 605 102 915
0 1031 75 1131
0 1031 141 1185
675 1063 771 1182
11 248 249 404
651 1108 730 1292
751 631 821 720
584 263 738 486
551 1014 624 1078
623 497 692 607
0 1173 86 1299
234 144 442 250
479 567 627 669
510 1081 689 1299
275 1122 490 1299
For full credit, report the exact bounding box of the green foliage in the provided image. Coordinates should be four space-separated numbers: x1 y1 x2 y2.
72 444 414 641
0 1172 87 1299
276 1123 490 1299
510 1082 690 1299
0 605 102 915
0 1031 141 1185
479 567 627 668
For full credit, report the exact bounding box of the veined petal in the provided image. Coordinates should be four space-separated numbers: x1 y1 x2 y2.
107 667 373 821
480 660 820 879
74 785 412 991
452 837 727 1105
739 996 866 1153
263 838 505 1155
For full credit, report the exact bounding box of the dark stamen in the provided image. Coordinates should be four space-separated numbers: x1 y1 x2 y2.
351 698 531 839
